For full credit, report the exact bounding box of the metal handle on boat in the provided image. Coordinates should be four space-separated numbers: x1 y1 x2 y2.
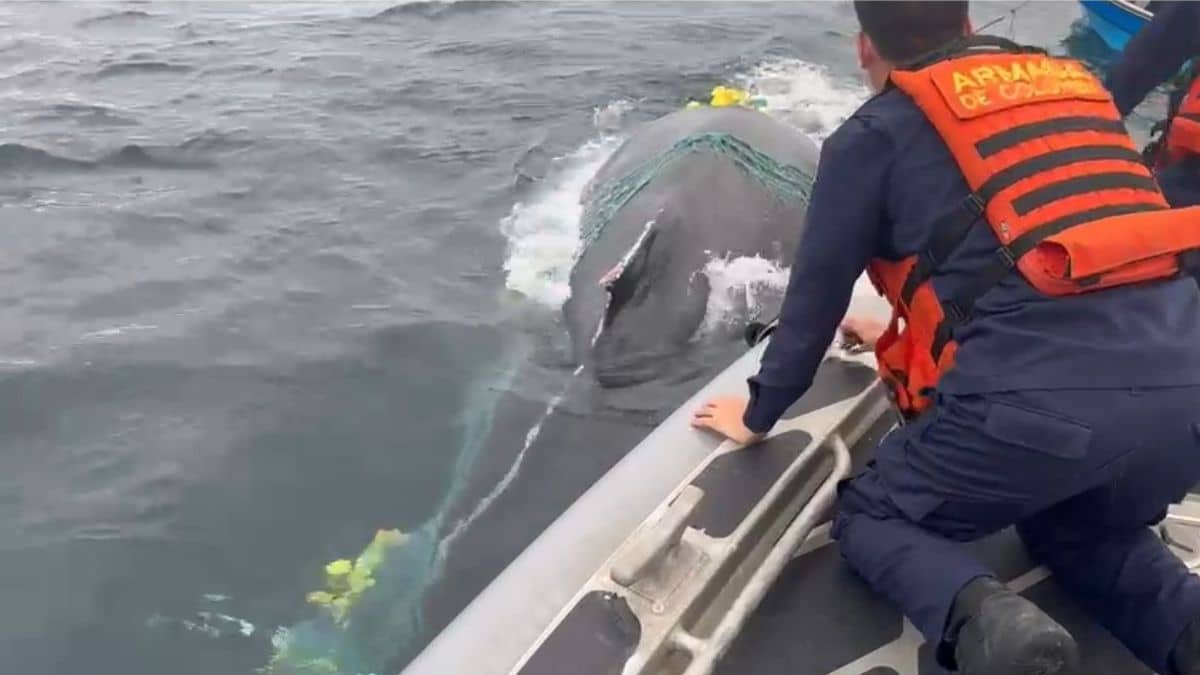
611 484 704 587
672 435 852 675
1161 499 1200 570
743 318 778 347
1166 503 1200 527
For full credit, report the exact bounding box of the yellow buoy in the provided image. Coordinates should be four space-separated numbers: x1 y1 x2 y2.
685 85 766 111
709 85 750 108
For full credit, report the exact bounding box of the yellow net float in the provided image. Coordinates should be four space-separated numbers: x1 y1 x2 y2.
686 85 767 110
305 528 408 626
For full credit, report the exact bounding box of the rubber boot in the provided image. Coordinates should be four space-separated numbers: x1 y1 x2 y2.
940 576 1079 675
1171 615 1200 675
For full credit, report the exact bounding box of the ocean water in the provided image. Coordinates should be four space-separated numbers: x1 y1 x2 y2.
0 2 1156 674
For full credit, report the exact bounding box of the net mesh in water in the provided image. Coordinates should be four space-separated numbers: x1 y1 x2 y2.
577 131 815 256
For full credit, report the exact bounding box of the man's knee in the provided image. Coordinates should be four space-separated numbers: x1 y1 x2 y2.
833 469 902 521
1016 502 1171 570
832 470 895 545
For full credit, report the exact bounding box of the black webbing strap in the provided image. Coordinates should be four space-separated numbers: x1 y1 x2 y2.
930 201 1169 359
899 193 986 306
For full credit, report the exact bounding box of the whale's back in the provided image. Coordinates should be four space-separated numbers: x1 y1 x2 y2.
583 106 819 205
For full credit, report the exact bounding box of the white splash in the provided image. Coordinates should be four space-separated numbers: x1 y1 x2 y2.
737 58 869 142
592 98 637 135
80 323 159 340
699 254 791 335
737 58 889 325
699 255 889 340
500 136 622 308
500 98 640 308
145 608 256 639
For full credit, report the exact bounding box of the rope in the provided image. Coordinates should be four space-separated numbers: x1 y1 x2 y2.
578 131 814 256
974 0 1032 38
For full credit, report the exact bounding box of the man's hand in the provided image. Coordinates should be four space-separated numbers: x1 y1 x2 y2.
840 315 888 351
691 396 766 446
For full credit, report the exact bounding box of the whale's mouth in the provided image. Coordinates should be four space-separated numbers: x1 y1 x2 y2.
591 349 676 388
593 362 661 388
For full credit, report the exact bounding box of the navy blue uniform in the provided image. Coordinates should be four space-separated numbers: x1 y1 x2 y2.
1106 0 1200 208
744 78 1200 671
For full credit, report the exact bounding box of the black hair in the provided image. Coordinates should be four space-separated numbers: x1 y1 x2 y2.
853 0 969 63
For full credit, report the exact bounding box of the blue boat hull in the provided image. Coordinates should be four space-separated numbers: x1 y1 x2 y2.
1079 0 1151 51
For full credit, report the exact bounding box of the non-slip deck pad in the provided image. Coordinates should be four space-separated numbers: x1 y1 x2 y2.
516 428 817 672
513 356 879 675
686 355 875 540
689 430 814 538
716 528 1153 675
517 591 640 675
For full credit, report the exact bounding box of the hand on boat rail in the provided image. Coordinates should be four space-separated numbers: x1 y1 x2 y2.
690 395 766 447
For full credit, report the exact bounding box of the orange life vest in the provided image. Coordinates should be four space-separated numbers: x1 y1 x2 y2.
1162 70 1200 167
866 36 1200 418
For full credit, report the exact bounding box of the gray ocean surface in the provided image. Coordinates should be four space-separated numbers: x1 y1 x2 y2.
0 2 1157 674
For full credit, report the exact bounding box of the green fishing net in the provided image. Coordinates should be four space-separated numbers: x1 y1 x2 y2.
579 130 816 255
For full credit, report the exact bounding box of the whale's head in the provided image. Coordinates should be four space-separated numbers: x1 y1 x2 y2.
565 217 711 388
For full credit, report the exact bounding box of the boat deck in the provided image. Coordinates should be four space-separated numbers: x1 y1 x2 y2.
718 527 1155 675
510 358 1189 675
714 407 1178 675
405 348 1195 675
